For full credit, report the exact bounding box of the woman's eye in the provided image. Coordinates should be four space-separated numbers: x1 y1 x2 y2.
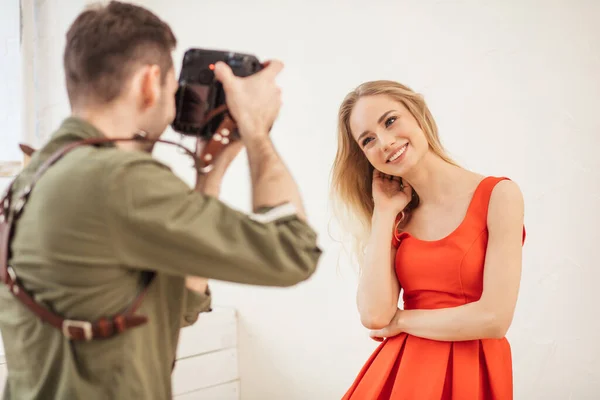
362 137 374 147
385 116 396 128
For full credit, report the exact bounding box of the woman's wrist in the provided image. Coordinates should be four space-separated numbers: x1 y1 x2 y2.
372 206 400 222
394 309 407 331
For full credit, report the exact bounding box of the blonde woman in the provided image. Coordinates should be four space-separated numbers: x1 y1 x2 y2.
331 81 526 399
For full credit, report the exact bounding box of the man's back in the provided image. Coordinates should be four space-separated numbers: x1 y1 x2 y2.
0 118 210 399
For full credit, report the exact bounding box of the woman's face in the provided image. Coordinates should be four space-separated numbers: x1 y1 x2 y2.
349 94 429 177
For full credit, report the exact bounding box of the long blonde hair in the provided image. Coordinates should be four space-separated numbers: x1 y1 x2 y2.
330 80 457 267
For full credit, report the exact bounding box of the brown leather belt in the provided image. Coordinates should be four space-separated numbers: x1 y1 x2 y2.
0 111 237 341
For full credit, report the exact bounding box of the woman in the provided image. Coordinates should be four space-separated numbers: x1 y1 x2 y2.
331 80 525 399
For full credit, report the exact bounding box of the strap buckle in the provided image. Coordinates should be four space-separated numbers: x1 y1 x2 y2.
62 319 93 341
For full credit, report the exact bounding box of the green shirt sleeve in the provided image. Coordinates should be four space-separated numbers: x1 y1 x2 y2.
106 155 322 287
181 286 212 327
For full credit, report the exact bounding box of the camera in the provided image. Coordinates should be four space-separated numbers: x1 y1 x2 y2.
171 48 263 139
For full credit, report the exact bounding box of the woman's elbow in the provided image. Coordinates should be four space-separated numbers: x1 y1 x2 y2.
484 312 513 339
360 315 389 330
359 309 396 330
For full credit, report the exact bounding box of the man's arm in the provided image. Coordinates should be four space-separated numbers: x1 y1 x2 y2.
109 59 320 286
244 136 306 220
181 140 245 326
106 155 321 287
212 60 307 221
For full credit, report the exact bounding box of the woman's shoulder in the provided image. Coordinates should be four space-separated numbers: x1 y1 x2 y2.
488 178 523 209
486 177 526 243
463 171 524 216
464 170 522 195
478 173 523 198
467 172 524 224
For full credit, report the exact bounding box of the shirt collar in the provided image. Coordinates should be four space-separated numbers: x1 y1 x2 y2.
51 116 116 147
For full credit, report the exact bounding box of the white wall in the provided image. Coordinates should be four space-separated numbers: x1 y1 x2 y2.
0 0 22 192
4 0 600 399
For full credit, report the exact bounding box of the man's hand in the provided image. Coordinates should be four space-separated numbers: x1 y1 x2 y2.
212 58 307 219
213 60 283 141
185 276 209 294
195 140 245 197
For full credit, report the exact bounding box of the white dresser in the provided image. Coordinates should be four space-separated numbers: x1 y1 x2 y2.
173 307 240 399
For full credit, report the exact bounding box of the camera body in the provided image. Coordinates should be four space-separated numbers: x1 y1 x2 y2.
171 48 263 139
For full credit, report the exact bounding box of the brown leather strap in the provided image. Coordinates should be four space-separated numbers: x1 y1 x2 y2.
4 265 150 341
196 114 237 173
0 193 13 285
0 114 237 341
193 104 239 173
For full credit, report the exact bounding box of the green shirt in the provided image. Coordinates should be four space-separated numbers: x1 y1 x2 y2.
0 117 322 399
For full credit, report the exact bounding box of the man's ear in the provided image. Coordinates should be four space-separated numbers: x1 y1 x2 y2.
19 143 36 166
139 65 162 110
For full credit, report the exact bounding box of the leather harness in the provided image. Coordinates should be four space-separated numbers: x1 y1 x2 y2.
0 108 236 341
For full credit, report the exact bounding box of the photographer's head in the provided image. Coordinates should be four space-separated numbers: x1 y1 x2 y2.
64 1 178 145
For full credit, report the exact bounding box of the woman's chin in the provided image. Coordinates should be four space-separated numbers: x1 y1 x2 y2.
380 161 411 177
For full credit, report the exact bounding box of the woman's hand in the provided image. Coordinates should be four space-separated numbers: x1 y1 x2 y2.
372 170 412 216
369 307 405 341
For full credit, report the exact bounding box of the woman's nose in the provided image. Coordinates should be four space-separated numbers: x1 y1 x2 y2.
381 133 396 152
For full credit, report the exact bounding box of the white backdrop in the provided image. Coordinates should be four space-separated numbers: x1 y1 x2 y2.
3 0 599 399
0 0 22 190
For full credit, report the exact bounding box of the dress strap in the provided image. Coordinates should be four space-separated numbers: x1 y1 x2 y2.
469 176 526 244
469 176 510 219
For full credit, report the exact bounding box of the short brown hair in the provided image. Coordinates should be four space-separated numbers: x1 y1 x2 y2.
63 1 177 107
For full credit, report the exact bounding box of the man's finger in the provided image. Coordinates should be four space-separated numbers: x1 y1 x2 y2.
259 59 284 78
213 61 235 88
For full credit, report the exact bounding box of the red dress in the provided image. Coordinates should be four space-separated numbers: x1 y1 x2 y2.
342 176 526 400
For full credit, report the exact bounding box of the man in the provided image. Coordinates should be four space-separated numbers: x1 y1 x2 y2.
0 2 322 399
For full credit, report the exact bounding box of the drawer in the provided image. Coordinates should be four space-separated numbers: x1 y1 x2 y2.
177 307 237 359
172 348 239 396
174 380 240 399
